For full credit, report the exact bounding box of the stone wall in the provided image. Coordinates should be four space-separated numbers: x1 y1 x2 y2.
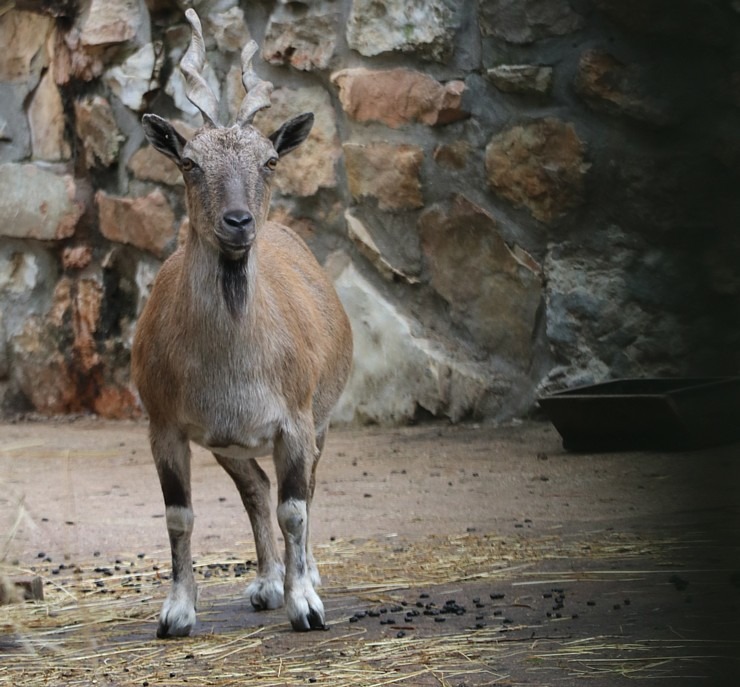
1 0 738 423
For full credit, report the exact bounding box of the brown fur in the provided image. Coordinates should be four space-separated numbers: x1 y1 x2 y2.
131 116 352 636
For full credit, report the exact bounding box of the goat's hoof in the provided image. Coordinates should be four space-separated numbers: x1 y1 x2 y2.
157 609 195 639
157 590 196 638
287 587 326 631
246 574 284 611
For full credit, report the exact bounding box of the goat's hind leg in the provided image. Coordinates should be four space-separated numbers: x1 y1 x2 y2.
151 425 197 638
214 454 285 610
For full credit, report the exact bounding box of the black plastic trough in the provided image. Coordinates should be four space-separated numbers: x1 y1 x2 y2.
538 377 740 451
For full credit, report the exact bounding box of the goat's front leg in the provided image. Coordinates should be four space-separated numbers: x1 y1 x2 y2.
274 419 325 631
214 454 285 610
150 425 197 638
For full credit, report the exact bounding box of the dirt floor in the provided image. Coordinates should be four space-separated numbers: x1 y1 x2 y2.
1 418 739 686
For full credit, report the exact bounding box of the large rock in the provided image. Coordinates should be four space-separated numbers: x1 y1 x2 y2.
480 0 584 44
574 49 672 127
346 0 458 62
0 84 32 162
343 142 424 211
77 0 145 47
104 43 156 111
74 96 123 168
28 69 71 161
11 315 77 414
253 87 340 196
207 6 250 53
0 164 84 240
263 0 338 71
486 64 553 97
331 68 467 128
485 118 589 223
543 234 687 390
346 210 419 284
96 189 175 257
419 195 542 364
0 10 53 83
328 252 499 424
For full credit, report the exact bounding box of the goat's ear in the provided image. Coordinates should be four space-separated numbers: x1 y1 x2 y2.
142 114 186 165
269 112 314 157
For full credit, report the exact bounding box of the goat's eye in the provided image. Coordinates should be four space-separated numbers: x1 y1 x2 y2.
265 157 278 171
181 158 195 172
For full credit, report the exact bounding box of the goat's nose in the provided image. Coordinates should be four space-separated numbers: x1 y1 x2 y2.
222 209 254 230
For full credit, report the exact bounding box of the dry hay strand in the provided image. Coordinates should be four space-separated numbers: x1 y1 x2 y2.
526 635 740 681
0 529 687 685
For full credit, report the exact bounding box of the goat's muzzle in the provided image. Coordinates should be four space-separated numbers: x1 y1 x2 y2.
217 209 255 260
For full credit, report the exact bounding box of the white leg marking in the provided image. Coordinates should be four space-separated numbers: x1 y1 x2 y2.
278 498 325 631
159 506 197 638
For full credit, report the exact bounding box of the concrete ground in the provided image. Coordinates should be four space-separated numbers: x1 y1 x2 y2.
1 418 739 685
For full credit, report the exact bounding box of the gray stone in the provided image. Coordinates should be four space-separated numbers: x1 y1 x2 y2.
264 0 338 71
346 210 419 284
480 0 584 44
328 252 497 424
486 64 553 96
574 49 673 127
0 164 84 240
207 6 250 53
104 43 156 112
346 0 458 62
28 69 71 161
0 84 32 163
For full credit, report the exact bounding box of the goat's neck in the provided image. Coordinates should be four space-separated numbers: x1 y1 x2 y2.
178 231 259 330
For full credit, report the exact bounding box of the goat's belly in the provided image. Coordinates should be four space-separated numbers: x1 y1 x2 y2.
195 436 274 460
186 419 278 460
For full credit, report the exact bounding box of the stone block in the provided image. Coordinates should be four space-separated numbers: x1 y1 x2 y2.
480 0 583 44
0 164 83 240
0 10 53 83
346 0 458 61
574 49 672 126
263 1 338 71
343 142 424 211
253 86 340 196
328 252 496 424
28 69 71 161
96 189 175 257
485 118 589 223
77 0 145 47
486 64 553 96
419 195 542 364
332 68 467 128
75 96 123 168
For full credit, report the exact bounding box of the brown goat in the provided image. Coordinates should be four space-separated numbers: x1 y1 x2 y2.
131 9 353 637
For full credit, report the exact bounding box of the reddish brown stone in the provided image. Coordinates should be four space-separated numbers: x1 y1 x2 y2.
62 245 93 271
96 189 175 257
343 142 424 211
331 68 468 128
485 118 589 223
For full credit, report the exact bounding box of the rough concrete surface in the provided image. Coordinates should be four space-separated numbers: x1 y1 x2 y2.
1 419 739 685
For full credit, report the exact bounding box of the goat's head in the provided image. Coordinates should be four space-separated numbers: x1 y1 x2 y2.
142 9 313 261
